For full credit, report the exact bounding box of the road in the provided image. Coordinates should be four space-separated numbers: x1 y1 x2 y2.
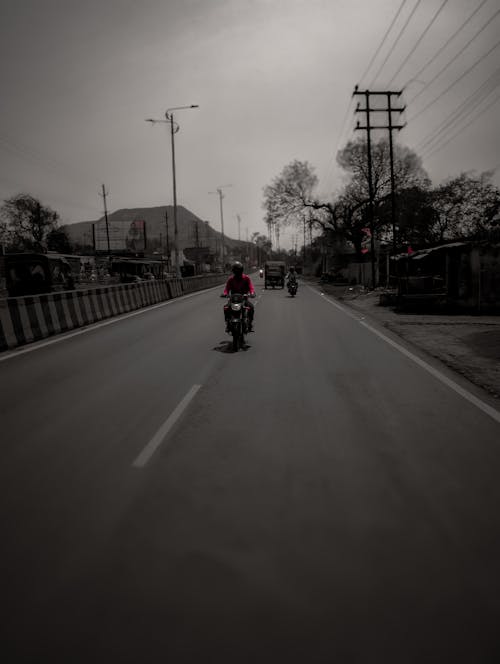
1 276 500 663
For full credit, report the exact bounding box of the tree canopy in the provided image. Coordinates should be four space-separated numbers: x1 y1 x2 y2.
262 138 500 258
0 193 67 252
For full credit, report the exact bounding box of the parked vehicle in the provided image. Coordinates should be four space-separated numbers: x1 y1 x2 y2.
223 292 251 352
4 253 76 297
264 261 285 289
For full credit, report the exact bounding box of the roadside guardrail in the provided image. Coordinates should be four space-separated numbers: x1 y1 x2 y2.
0 274 227 352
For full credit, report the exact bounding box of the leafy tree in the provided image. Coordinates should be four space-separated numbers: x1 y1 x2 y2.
46 227 72 253
377 186 437 248
251 232 271 263
337 137 429 204
336 137 431 245
262 142 431 258
430 171 500 242
0 194 60 252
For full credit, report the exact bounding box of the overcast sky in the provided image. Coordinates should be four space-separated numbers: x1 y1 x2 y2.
0 0 499 248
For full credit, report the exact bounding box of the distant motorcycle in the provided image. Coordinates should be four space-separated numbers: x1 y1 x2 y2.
223 293 252 352
259 269 264 278
287 280 298 297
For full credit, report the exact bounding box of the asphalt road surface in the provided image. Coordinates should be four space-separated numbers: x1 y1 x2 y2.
1 277 500 663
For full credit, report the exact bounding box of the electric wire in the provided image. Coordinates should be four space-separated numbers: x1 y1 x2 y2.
357 0 408 88
418 78 500 159
387 0 449 87
403 0 489 88
0 134 102 219
408 36 500 122
420 88 500 159
408 5 500 104
422 90 500 161
318 96 357 193
0 133 98 189
415 67 500 152
369 0 423 87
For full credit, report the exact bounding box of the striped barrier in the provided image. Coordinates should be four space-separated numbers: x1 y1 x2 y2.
0 274 227 352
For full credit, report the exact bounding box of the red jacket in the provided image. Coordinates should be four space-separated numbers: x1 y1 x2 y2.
223 274 255 296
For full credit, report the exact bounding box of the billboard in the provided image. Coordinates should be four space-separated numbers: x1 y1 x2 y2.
94 219 146 252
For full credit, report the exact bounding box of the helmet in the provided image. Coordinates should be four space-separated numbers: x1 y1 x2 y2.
232 261 243 275
289 266 295 272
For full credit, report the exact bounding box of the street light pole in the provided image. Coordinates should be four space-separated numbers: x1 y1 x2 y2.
146 104 199 278
167 112 180 276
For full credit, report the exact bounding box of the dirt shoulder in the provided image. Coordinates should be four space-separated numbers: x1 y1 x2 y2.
314 281 500 401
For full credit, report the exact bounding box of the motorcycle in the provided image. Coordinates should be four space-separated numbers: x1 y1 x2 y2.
259 269 264 278
287 280 298 297
223 293 252 352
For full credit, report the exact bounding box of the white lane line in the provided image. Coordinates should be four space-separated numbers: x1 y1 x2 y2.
132 384 202 468
0 284 224 362
310 285 500 425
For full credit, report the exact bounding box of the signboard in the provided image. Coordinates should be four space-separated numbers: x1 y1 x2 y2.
94 219 146 252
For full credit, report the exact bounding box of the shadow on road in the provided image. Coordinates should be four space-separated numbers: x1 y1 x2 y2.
213 340 251 353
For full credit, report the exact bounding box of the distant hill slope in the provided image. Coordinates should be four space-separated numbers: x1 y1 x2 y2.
62 205 251 253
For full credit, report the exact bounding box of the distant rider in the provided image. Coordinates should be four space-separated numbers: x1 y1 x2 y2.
223 261 256 331
286 266 298 288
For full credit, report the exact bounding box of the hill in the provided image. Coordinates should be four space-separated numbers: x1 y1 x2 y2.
62 205 252 256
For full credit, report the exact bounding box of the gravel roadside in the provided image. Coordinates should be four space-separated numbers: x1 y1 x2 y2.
314 281 500 401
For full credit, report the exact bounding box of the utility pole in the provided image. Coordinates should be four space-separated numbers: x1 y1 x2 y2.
218 189 225 267
353 88 405 283
194 220 200 274
99 184 111 255
165 209 171 272
209 185 231 269
237 214 241 242
386 92 406 253
303 217 306 265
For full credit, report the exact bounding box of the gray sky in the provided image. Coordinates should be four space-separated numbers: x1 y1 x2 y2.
0 0 499 248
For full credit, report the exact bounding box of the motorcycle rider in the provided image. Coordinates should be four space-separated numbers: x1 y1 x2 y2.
286 265 298 290
223 261 256 331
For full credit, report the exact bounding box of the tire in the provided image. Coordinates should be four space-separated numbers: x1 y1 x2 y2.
232 331 239 352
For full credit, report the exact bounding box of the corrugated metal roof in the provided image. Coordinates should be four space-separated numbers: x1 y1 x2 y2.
391 241 470 261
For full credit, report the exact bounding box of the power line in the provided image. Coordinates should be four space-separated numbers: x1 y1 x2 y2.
387 0 449 87
420 83 500 158
408 5 500 104
403 0 490 88
422 89 500 161
357 0 408 88
0 133 97 188
369 0 423 87
408 36 500 121
318 96 356 193
415 67 500 152
420 90 499 162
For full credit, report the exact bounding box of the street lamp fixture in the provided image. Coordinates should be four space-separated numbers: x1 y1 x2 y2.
146 104 199 277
